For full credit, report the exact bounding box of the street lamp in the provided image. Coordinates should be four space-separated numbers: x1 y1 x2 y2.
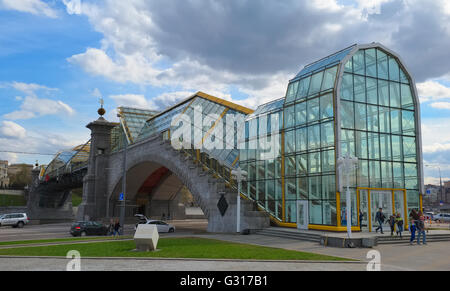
231 167 248 233
337 154 358 238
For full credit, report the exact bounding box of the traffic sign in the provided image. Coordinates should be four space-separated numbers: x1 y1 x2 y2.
119 193 124 201
426 189 431 195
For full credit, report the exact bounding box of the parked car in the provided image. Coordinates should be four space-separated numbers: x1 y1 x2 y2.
134 215 175 233
70 221 109 237
433 213 450 223
0 213 29 228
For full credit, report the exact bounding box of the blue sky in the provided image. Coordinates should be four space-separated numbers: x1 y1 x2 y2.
0 0 450 186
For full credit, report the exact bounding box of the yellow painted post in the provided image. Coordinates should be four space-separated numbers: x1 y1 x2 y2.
391 190 396 215
356 189 361 231
403 189 409 230
281 131 286 222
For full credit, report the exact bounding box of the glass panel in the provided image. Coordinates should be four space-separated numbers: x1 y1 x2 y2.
309 71 324 95
403 136 417 162
307 97 320 123
285 130 295 154
390 109 401 134
308 152 321 174
358 160 369 187
365 48 377 78
367 105 379 132
366 77 378 105
286 201 296 223
380 134 392 160
296 154 308 176
285 156 296 176
394 191 406 225
389 57 400 81
295 102 307 126
353 50 365 75
378 79 389 107
400 68 409 84
296 76 311 101
341 129 355 156
390 82 401 108
404 163 418 189
359 189 369 229
320 93 334 120
369 160 381 187
401 84 414 108
323 200 337 226
392 135 403 161
393 162 405 188
371 190 393 231
310 200 323 225
308 125 320 150
368 132 380 159
381 161 393 188
296 127 307 152
379 106 391 133
355 103 367 131
402 110 415 136
321 66 338 91
341 73 354 101
355 131 368 159
286 178 296 199
286 81 299 103
322 175 336 200
321 121 334 148
377 49 389 80
284 105 295 129
340 100 354 129
354 75 366 103
309 176 321 200
344 58 353 73
298 177 308 199
321 149 335 173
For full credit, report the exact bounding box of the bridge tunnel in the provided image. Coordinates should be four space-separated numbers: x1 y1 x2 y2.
108 161 202 221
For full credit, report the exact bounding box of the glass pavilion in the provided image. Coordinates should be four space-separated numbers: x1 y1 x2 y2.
44 43 423 232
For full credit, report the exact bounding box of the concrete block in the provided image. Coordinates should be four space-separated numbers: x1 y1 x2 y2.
134 224 159 252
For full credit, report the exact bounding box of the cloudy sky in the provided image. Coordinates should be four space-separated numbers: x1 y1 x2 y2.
0 0 450 185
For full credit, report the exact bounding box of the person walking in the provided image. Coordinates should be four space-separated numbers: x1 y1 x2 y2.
375 208 385 234
417 211 427 245
395 212 404 238
409 209 419 245
113 218 121 238
388 214 396 236
359 209 364 230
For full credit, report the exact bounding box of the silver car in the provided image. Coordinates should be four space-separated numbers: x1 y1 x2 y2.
0 213 29 228
433 213 450 223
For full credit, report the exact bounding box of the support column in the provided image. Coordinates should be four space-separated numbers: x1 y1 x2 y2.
76 117 116 221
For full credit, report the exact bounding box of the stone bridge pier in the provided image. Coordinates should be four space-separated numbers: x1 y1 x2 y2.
77 117 269 233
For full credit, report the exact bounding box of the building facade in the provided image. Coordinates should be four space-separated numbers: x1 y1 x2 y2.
240 43 423 231
0 160 9 188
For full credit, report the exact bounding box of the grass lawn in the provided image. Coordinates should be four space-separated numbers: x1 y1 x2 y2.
0 237 351 261
0 194 26 207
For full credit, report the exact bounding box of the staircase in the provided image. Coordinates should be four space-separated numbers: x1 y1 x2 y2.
160 137 270 232
256 227 322 243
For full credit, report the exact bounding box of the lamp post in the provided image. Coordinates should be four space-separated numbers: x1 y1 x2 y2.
231 167 247 233
337 154 358 238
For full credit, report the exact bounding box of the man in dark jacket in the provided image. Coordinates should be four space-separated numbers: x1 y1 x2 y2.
375 208 385 234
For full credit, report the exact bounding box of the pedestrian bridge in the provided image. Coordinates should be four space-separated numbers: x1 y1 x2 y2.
30 94 270 232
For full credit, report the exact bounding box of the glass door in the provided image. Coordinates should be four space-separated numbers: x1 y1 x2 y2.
370 190 393 232
394 190 407 229
359 189 369 231
297 200 309 230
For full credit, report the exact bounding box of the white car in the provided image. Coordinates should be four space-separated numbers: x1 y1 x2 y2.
0 213 29 228
134 215 175 233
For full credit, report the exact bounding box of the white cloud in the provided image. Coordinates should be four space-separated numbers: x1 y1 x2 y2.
4 96 75 120
0 0 58 18
0 121 27 139
62 0 82 15
417 80 450 103
430 102 450 110
110 94 150 109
